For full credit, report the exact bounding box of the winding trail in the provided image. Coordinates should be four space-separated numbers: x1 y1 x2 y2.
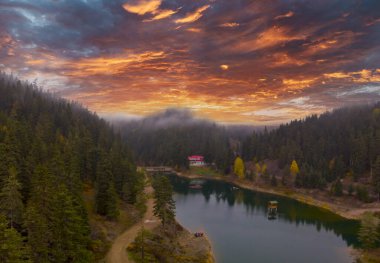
106 186 159 263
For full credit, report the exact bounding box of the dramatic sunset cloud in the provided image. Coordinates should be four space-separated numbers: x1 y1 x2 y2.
220 22 240 28
122 0 178 22
175 5 210 24
122 0 161 15
0 0 379 124
147 9 178 21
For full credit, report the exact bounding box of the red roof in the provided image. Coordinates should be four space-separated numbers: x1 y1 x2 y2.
188 155 204 161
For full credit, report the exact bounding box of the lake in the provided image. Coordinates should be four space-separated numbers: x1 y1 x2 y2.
169 175 360 263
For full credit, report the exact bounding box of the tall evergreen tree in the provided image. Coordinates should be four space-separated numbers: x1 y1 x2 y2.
0 167 24 228
373 156 380 200
95 156 119 219
0 215 31 262
25 204 50 263
153 177 175 228
50 185 92 263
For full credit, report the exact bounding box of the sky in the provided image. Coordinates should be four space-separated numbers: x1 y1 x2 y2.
0 0 380 124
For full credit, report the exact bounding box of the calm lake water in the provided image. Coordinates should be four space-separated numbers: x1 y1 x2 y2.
169 175 360 263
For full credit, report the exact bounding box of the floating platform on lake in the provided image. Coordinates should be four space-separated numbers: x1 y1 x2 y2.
267 201 278 220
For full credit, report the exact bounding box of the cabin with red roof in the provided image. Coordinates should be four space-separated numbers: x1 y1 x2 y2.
188 155 205 166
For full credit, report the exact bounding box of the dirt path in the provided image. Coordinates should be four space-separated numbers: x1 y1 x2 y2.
106 187 159 263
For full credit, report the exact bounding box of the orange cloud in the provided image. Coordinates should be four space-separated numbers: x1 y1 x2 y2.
175 5 210 24
122 0 161 15
123 0 179 21
270 53 307 67
71 51 167 76
23 51 168 77
186 27 202 33
148 9 178 21
25 59 46 65
220 22 240 28
230 26 305 52
282 78 318 90
256 26 304 49
304 31 360 55
324 69 380 83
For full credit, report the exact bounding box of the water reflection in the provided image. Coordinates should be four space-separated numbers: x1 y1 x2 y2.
169 175 360 247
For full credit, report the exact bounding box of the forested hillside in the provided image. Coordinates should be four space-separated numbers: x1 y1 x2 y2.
0 73 142 262
116 109 233 172
242 103 380 198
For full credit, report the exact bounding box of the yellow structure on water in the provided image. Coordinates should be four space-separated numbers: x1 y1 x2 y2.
267 201 278 220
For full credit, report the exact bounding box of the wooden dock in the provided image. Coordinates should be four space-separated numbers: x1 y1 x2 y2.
144 166 174 173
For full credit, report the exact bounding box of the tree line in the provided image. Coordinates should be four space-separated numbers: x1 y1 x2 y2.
242 103 380 199
0 73 143 262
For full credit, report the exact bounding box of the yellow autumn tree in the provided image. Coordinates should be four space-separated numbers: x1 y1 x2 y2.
261 163 267 175
255 163 261 175
290 160 300 176
234 156 245 179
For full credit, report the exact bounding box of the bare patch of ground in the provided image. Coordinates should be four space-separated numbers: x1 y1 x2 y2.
127 223 214 263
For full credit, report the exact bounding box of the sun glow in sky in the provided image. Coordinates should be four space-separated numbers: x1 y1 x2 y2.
0 0 380 124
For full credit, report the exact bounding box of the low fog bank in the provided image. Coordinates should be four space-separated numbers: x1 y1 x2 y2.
108 108 274 137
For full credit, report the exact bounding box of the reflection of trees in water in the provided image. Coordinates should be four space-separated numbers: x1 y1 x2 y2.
169 175 360 247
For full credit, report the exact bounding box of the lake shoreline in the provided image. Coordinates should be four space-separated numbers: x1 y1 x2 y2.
176 172 380 220
173 171 363 263
174 221 215 263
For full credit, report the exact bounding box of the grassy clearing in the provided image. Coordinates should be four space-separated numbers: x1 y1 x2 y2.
189 166 221 177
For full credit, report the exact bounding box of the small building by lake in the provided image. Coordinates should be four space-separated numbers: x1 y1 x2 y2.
188 155 205 166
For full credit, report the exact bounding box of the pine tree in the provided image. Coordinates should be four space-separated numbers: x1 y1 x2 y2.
270 175 277 186
332 179 343 196
352 136 367 175
50 185 92 262
0 215 31 262
25 165 55 263
295 173 302 188
105 183 119 219
95 156 119 219
0 167 24 228
373 156 380 200
153 177 175 228
25 204 50 262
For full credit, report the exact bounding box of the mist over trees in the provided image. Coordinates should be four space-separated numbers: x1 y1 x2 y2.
115 109 234 172
0 73 142 262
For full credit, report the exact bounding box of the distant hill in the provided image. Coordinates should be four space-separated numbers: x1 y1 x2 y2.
114 108 233 171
